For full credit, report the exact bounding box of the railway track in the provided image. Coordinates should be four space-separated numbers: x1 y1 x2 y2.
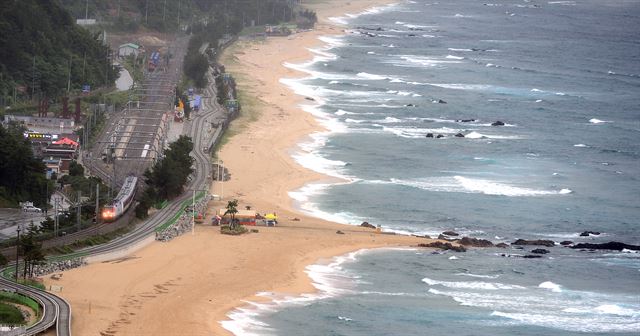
0 37 226 335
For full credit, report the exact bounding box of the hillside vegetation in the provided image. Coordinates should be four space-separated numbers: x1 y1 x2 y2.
0 1 117 104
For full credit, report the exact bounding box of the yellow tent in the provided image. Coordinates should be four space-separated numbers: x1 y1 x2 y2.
264 213 277 220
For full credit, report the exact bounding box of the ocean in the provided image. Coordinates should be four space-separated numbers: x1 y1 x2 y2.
223 0 640 334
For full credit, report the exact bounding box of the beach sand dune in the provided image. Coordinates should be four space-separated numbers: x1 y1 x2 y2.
44 1 431 335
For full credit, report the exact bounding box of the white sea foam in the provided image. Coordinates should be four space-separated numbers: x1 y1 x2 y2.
446 55 465 60
423 277 524 290
574 143 589 147
589 118 611 124
448 48 473 51
222 250 371 335
329 3 399 25
539 281 563 292
456 273 501 279
387 55 464 68
369 176 572 197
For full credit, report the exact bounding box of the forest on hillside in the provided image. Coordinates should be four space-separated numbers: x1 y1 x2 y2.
0 1 117 105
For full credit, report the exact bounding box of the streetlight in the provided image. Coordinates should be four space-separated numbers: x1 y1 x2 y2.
218 160 224 200
191 189 208 235
15 224 21 282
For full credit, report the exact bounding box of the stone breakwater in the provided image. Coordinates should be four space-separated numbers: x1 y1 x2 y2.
155 195 212 242
31 258 87 277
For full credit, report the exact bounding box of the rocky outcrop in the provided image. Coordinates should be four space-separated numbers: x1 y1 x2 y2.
360 222 376 229
579 231 601 237
571 241 640 251
531 248 550 254
436 134 445 138
426 133 434 138
491 121 505 126
459 237 494 247
560 241 574 246
522 254 543 259
496 243 509 248
454 133 465 138
442 231 459 236
512 239 555 247
456 119 476 123
418 241 466 252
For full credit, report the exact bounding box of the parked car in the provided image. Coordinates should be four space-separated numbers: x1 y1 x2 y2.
23 205 42 213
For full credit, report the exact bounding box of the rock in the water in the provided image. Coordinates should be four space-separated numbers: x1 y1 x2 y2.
437 99 447 104
571 241 640 251
560 241 574 246
436 134 445 138
531 248 550 254
426 133 434 138
442 231 459 236
459 237 494 247
496 243 509 248
418 241 466 252
456 119 476 123
491 121 505 126
512 239 555 247
454 133 465 138
360 222 376 229
579 231 601 237
522 254 543 259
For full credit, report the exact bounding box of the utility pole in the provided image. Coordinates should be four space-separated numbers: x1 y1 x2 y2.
54 197 59 237
178 0 181 30
163 0 166 22
15 225 20 282
95 184 100 223
145 0 148 25
77 190 82 231
85 0 89 20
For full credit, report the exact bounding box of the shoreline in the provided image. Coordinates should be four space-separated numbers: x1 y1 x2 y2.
40 1 435 336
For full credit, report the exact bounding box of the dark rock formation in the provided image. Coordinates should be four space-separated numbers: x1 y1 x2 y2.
579 231 601 237
531 248 550 254
436 134 445 138
426 133 434 138
560 241 574 246
418 242 467 252
305 97 315 101
571 241 640 251
459 237 494 247
496 243 509 248
336 230 345 235
360 222 376 229
442 231 459 236
512 239 555 247
522 254 543 259
456 119 476 123
455 133 465 138
491 121 505 126
437 99 447 104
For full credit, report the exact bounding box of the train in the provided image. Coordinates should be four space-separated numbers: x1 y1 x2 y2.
101 175 138 222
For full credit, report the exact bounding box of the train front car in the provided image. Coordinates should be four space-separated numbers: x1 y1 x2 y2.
101 175 138 222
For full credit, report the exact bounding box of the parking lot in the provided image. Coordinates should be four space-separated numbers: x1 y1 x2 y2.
0 208 46 240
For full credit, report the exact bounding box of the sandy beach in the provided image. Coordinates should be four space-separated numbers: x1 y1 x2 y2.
43 1 434 335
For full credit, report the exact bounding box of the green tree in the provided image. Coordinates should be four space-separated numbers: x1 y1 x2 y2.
68 160 84 176
224 199 238 230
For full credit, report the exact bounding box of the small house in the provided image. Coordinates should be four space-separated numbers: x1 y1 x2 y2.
118 43 142 59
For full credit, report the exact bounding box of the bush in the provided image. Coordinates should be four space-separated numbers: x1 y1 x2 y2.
0 302 25 325
220 225 248 236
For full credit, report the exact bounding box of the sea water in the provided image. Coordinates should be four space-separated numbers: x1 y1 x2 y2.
223 0 640 334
